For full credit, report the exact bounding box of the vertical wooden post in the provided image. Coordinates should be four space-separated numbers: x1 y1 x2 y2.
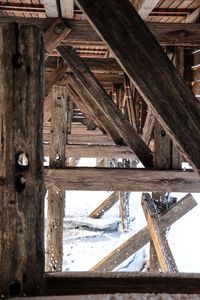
0 24 44 296
46 86 67 272
119 191 130 232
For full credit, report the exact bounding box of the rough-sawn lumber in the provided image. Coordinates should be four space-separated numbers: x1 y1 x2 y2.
76 0 200 174
45 168 200 192
57 45 153 167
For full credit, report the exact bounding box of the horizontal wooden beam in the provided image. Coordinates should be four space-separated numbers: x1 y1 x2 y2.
44 144 136 158
45 271 200 295
0 17 200 46
45 57 122 73
43 133 115 144
76 0 200 173
44 168 200 192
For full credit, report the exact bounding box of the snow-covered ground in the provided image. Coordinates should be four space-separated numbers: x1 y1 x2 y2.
46 158 200 272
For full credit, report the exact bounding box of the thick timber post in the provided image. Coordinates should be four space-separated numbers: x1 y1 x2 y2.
46 86 67 272
0 24 44 296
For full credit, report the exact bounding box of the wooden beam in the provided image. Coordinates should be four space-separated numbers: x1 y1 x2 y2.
89 192 119 218
91 194 196 271
45 168 200 192
183 7 200 24
44 19 71 59
13 293 200 300
45 61 66 96
0 24 44 296
67 76 123 144
44 144 136 159
42 0 58 17
76 0 200 174
0 18 200 47
142 193 178 273
132 0 160 19
44 133 115 145
57 46 153 167
46 86 67 272
60 0 74 19
142 108 155 145
45 271 200 295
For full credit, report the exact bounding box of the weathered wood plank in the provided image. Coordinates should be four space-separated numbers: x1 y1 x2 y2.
45 61 66 96
0 18 200 46
67 75 123 145
49 86 67 167
44 144 136 159
142 193 178 273
44 19 71 59
11 293 200 300
44 271 200 295
132 0 160 19
142 108 155 145
60 0 74 19
183 7 200 23
57 46 153 167
45 168 200 192
46 86 67 272
91 194 196 271
44 133 115 145
76 0 200 173
89 192 119 218
42 0 58 17
0 24 44 296
119 191 130 232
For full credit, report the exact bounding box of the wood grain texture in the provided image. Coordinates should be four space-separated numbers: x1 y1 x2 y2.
0 24 45 296
76 0 200 173
46 86 67 272
11 293 200 300
0 18 200 46
91 194 196 271
45 168 200 192
89 192 119 218
132 0 160 19
44 19 71 59
57 46 153 167
45 61 66 96
60 0 74 19
142 194 178 273
42 0 58 17
67 75 123 145
45 271 200 295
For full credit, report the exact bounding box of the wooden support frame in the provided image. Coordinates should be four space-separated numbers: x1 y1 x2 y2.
76 0 200 173
60 0 74 19
89 192 119 218
132 0 160 19
1 18 200 47
42 0 59 17
142 193 178 273
67 74 123 145
44 19 71 59
46 86 67 272
91 194 196 271
45 168 200 192
44 271 200 295
57 45 153 167
0 24 44 296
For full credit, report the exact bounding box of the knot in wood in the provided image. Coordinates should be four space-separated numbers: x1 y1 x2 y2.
178 30 188 37
55 24 64 34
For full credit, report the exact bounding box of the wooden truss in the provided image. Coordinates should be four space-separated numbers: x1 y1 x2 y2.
1 0 200 298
